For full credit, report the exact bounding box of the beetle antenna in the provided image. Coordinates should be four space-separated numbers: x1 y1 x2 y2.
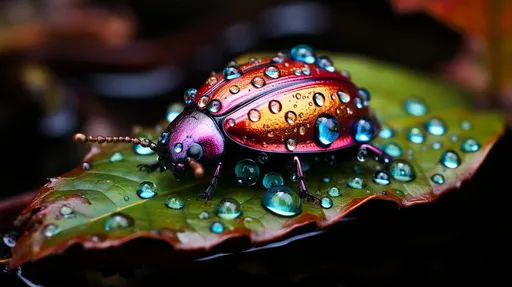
72 133 157 151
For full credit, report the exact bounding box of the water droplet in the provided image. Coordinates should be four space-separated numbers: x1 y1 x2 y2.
208 100 222 113
315 116 340 147
269 100 282 114
425 118 446 136
327 186 341 197
109 152 124 163
290 44 316 64
460 120 472 130
404 98 427 116
183 88 197 105
313 92 325 107
197 96 209 108
251 76 266 88
123 196 130 201
383 143 403 157
321 197 333 209
372 170 391 185
431 174 445 184
263 185 302 217
81 162 91 170
337 91 350 103
227 60 237 67
286 138 297 151
352 117 375 143
299 125 307 135
323 177 331 183
215 198 242 219
223 66 241 80
440 150 460 168
286 111 297 124
378 127 393 139
262 172 284 189
227 118 236 127
264 66 281 79
59 205 75 218
134 144 155 155
408 127 425 144
248 109 261 122
358 88 371 106
249 57 260 63
208 76 218 85
357 148 368 162
165 195 185 209
166 103 184 122
461 137 480 153
293 68 301 76
317 56 335 72
43 224 60 237
432 141 442 150
257 152 268 164
301 66 310 75
136 181 157 199
389 160 415 182
2 232 16 247
235 159 260 186
229 85 240 94
174 143 183 153
199 211 210 219
105 213 134 231
347 176 366 189
210 221 225 233
451 135 458 142
355 97 363 109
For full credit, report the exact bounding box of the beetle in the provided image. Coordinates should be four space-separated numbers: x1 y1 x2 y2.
73 44 392 202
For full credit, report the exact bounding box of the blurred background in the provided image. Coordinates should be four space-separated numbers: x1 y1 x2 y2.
0 0 503 286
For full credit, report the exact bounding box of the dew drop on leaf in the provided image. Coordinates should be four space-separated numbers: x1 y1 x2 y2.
460 137 480 153
105 213 134 231
323 177 331 183
133 145 155 155
235 159 260 186
372 170 391 185
215 198 242 220
262 172 284 189
321 197 333 209
199 211 210 220
210 221 225 233
136 181 157 199
404 98 427 116
432 141 442 150
431 174 445 185
383 142 402 157
327 186 341 197
460 120 471 130
165 195 185 210
263 185 302 217
378 127 393 139
425 118 447 136
43 224 60 238
123 196 130 201
408 127 425 144
440 150 461 169
389 159 415 182
347 176 366 189
109 152 124 163
59 205 75 218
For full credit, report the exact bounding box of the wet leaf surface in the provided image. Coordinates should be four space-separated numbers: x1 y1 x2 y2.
9 53 504 268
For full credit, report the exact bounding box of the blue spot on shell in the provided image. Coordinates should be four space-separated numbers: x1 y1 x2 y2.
315 116 340 147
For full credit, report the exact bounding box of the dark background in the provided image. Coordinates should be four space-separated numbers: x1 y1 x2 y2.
0 0 500 286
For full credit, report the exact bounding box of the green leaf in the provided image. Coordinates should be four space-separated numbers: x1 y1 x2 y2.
9 53 504 268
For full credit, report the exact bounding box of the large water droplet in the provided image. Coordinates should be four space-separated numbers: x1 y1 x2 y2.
43 224 60 237
408 127 425 144
109 152 124 163
337 91 350 103
313 92 325 107
383 142 402 157
321 197 333 209
265 66 281 79
105 213 134 231
290 44 316 64
460 137 480 153
315 116 340 147
347 176 366 189
431 174 445 184
136 181 157 199
379 127 393 139
208 100 222 113
328 186 341 197
404 98 427 116
229 85 240 94
286 138 297 151
425 118 446 136
215 198 242 219
235 159 260 186
248 109 261 122
262 172 284 189
268 100 282 114
352 117 375 143
317 56 335 72
372 170 391 185
223 66 241 80
174 143 183 153
460 120 472 130
440 150 460 168
286 111 297 124
358 88 371 106
263 185 302 217
355 97 363 109
165 195 185 209
251 76 266 88
210 221 225 233
389 160 415 182
183 88 197 105
59 205 75 218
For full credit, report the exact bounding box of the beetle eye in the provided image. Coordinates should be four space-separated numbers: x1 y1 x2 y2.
187 143 204 159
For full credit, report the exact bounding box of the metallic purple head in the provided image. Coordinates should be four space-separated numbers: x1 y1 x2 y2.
156 109 224 178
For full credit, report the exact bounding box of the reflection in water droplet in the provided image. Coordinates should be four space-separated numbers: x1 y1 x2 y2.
223 66 241 80
229 85 240 94
353 117 375 143
290 44 316 64
105 213 134 231
389 160 415 182
286 111 297 124
315 116 340 146
265 66 281 79
432 141 442 150
165 195 185 209
431 174 445 184
337 91 350 103
317 55 335 72
379 127 393 139
461 137 480 153
262 172 284 189
269 100 282 114
198 96 209 108
251 76 266 88
227 118 236 127
328 186 341 197
347 176 366 189
357 148 368 162
461 120 472 130
81 162 91 170
210 221 225 233
215 198 242 219
59 205 74 218
321 197 333 209
408 127 425 144
248 109 261 122
183 88 197 105
358 88 371 106
372 170 391 185
235 159 260 186
43 224 60 237
313 93 325 107
263 185 302 217
440 150 460 168
174 143 183 153
404 98 427 116
136 181 157 199
109 152 124 163
383 143 402 157
208 100 222 113
199 211 210 219
355 97 363 109
425 118 446 136
286 138 297 151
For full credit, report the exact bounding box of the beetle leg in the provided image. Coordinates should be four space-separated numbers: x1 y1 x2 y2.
358 144 393 164
293 156 320 202
197 161 223 202
137 161 165 173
